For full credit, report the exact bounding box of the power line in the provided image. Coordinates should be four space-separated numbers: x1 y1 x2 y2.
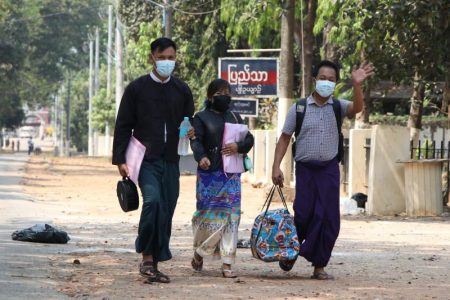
146 0 224 15
6 5 103 24
9 12 68 24
147 0 165 8
172 5 221 15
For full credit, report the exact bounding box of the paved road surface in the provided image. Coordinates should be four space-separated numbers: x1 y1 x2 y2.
0 153 68 300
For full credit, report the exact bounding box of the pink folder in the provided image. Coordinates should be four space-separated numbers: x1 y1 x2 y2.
222 123 249 173
125 136 146 184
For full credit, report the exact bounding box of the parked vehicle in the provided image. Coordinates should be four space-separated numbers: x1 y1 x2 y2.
19 126 36 138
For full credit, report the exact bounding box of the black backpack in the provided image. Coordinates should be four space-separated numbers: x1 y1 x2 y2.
293 98 344 163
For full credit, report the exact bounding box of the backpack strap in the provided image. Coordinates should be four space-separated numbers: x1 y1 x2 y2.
295 97 342 137
331 98 342 133
229 111 239 124
294 98 307 138
331 98 344 163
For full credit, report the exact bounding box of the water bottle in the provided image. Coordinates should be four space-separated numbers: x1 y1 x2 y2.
178 117 191 156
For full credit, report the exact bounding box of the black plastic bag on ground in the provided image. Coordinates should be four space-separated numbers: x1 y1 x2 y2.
11 224 70 244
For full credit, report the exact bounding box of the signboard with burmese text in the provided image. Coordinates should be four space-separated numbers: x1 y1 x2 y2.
218 57 279 97
230 98 258 117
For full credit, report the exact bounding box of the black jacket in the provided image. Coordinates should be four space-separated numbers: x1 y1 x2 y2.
112 74 194 164
191 109 254 172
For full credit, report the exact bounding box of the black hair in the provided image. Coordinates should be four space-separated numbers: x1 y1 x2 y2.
205 79 231 109
312 60 340 81
207 79 231 99
150 37 177 54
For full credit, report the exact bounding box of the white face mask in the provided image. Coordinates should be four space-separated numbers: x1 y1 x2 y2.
155 60 175 77
315 80 336 97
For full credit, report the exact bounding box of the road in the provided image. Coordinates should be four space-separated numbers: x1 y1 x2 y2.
0 153 68 300
1 153 450 299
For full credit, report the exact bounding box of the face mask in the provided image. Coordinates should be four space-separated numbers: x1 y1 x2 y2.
155 60 175 77
212 95 231 112
315 80 336 98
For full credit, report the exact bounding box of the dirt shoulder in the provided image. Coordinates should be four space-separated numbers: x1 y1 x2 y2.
16 155 450 299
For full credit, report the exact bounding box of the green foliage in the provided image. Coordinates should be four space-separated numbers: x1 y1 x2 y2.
370 114 448 129
119 0 228 110
220 0 282 49
334 82 353 100
416 139 434 159
69 71 89 151
256 98 277 129
92 88 115 132
91 64 116 133
0 95 25 128
0 0 104 130
125 22 162 81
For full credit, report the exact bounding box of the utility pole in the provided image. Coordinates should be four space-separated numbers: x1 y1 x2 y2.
163 0 173 38
59 85 64 156
115 5 124 118
105 5 113 156
278 0 295 185
66 71 71 156
53 95 58 147
88 39 94 156
107 6 113 97
93 27 100 156
95 27 100 93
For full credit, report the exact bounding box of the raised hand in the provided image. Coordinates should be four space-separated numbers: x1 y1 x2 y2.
352 61 375 85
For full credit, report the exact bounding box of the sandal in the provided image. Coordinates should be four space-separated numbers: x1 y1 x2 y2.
148 262 171 283
221 268 237 278
139 261 156 279
311 271 334 280
191 253 203 272
279 258 297 272
149 270 171 283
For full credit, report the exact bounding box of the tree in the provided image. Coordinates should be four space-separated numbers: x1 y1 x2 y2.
0 96 25 129
119 0 228 108
69 71 89 151
361 1 449 140
0 0 104 127
297 0 317 97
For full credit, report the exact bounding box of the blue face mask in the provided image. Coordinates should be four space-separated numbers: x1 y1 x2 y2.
315 80 336 97
155 60 175 78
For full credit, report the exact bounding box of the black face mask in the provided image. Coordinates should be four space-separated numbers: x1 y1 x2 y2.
212 95 231 112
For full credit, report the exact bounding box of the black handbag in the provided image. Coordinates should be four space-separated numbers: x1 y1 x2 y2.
116 177 139 212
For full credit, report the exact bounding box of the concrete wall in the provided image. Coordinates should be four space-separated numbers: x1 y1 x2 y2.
96 135 113 157
251 130 266 183
265 131 277 183
367 126 410 215
349 129 372 196
242 130 278 185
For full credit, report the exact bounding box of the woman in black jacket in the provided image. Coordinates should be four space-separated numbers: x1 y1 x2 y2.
190 79 254 278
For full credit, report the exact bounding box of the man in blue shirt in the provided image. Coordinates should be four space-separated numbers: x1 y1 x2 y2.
272 60 375 280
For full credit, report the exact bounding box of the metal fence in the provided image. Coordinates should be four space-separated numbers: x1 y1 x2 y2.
410 140 450 160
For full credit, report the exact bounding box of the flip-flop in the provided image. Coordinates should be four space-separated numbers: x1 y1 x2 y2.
222 268 237 278
311 271 334 280
191 255 203 272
